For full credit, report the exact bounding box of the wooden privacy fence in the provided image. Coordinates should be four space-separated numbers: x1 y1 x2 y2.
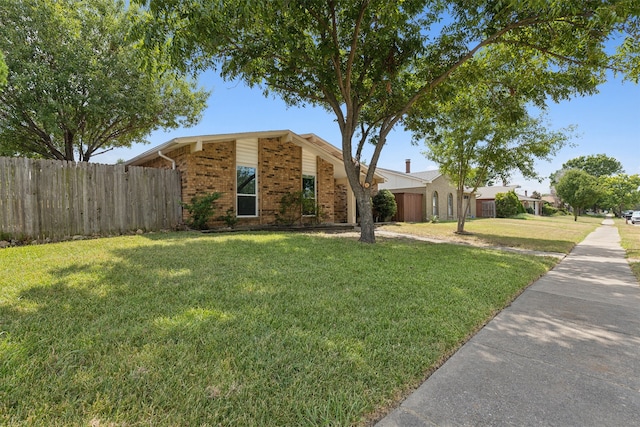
0 157 182 240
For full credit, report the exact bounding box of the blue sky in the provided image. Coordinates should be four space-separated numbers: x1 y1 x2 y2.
103 70 640 195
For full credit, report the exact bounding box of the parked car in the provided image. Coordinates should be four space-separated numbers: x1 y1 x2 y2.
632 211 640 225
623 210 634 220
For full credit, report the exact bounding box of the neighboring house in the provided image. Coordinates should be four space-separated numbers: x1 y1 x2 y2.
475 185 542 217
377 162 476 222
125 130 385 227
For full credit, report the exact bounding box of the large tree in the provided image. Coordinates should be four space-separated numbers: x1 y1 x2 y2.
555 169 602 221
563 154 624 178
0 0 208 162
599 174 640 215
140 0 640 242
405 49 572 233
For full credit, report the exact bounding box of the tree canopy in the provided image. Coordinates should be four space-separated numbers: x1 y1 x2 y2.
555 169 602 221
563 154 624 178
0 52 7 87
405 47 572 232
599 174 640 215
140 0 640 242
0 0 208 162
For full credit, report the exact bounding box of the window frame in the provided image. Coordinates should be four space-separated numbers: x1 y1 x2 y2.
302 174 317 216
236 165 258 217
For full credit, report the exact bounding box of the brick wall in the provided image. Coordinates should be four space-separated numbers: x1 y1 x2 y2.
317 157 335 223
259 137 302 224
334 181 348 223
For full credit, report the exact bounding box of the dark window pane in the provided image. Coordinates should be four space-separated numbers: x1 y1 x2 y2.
237 195 256 216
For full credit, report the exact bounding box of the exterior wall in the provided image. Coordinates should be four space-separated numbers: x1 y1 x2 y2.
317 157 335 222
138 136 348 227
334 180 349 223
258 137 302 224
426 175 458 220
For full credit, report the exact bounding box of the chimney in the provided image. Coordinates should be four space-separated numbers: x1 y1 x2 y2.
405 159 411 174
525 190 528 197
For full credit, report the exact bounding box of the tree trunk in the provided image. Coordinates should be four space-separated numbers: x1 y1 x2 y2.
455 182 467 233
356 186 375 243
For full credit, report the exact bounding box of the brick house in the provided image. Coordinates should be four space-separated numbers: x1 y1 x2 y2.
125 130 384 227
377 162 476 222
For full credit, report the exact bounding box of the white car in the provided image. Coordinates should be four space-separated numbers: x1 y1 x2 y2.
632 211 640 225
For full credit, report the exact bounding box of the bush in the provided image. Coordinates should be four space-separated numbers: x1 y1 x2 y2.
372 189 397 222
525 206 534 215
542 203 558 216
180 192 222 230
495 191 522 218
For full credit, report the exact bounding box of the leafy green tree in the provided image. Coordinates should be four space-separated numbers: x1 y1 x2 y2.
555 169 602 221
0 0 208 161
407 49 572 233
599 174 640 215
139 0 640 242
0 52 7 87
565 154 624 178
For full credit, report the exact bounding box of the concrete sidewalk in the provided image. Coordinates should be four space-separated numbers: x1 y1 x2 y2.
376 220 640 426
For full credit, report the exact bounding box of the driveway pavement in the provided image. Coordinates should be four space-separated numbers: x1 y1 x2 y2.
376 219 640 426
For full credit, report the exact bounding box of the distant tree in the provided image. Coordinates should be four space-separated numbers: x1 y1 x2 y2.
139 0 640 243
551 154 624 186
531 191 542 200
555 169 602 221
0 0 208 161
563 154 624 178
599 174 640 216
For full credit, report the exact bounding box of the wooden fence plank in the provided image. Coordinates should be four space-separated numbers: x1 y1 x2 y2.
0 157 182 241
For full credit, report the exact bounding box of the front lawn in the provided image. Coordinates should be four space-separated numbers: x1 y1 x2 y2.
0 232 556 426
616 219 640 282
379 214 602 253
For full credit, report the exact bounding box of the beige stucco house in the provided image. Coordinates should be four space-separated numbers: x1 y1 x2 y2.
377 164 476 222
125 130 384 228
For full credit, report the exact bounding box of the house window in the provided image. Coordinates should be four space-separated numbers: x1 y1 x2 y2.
447 193 454 217
237 166 257 216
432 191 439 217
302 174 316 216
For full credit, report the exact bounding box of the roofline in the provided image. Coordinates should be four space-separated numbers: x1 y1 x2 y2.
376 167 429 184
125 130 295 166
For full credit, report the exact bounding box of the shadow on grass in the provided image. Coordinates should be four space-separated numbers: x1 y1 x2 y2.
1 232 557 425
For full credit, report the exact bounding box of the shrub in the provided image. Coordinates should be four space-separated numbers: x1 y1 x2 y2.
276 191 325 226
495 191 522 218
372 189 397 222
542 203 558 216
217 208 238 228
525 206 534 215
180 192 222 230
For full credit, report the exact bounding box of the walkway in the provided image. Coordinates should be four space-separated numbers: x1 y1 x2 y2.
376 220 640 426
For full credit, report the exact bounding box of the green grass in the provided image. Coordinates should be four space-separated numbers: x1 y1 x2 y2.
0 232 556 426
379 214 603 253
615 219 640 282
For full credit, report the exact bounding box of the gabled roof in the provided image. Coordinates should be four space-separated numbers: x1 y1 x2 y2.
410 170 442 182
475 185 520 200
125 130 385 182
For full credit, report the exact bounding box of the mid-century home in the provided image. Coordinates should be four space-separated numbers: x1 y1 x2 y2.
125 130 385 227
